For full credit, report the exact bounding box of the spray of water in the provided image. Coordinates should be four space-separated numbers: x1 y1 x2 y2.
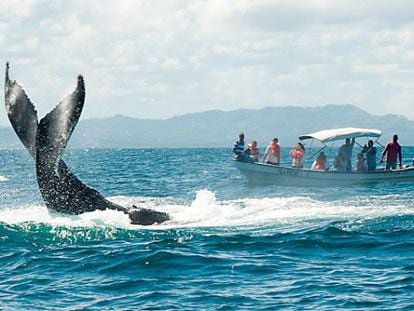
0 189 413 230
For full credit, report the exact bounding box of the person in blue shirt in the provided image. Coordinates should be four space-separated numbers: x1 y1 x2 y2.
233 133 245 157
362 140 377 172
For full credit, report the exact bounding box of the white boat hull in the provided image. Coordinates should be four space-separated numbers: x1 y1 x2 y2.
233 160 414 187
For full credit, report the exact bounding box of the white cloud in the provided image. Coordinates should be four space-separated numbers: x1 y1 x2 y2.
1 0 414 126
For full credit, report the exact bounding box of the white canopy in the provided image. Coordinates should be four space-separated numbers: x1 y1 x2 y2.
299 127 382 143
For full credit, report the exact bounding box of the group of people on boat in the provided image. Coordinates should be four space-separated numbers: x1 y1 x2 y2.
233 133 403 172
233 133 306 168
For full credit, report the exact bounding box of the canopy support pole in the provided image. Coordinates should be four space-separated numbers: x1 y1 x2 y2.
309 145 327 159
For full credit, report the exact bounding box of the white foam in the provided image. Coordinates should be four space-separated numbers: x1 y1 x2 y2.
0 204 132 228
0 176 8 182
0 189 413 230
158 190 414 228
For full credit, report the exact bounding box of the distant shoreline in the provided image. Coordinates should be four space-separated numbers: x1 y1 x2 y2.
2 104 414 147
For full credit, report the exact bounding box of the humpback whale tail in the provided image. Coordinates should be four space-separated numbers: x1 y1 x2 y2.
4 63 170 225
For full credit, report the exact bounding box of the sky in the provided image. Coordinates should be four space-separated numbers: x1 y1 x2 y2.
1 0 414 126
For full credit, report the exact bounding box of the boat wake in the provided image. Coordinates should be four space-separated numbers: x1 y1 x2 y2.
0 190 413 232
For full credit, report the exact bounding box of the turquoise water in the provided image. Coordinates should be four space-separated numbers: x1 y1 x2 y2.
1 148 414 310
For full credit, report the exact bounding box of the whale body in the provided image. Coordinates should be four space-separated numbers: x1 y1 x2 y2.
4 63 169 225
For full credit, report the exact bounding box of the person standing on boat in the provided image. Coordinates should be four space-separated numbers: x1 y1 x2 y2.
338 138 355 171
380 134 402 170
233 133 245 157
362 140 377 172
290 142 305 168
262 138 280 165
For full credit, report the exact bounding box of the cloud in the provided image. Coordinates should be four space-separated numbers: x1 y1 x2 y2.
1 0 414 127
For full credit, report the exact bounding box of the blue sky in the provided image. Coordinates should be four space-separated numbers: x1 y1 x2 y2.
1 0 414 126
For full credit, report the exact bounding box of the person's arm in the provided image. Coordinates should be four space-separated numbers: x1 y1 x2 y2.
398 145 402 167
262 147 268 163
380 144 388 162
277 144 280 163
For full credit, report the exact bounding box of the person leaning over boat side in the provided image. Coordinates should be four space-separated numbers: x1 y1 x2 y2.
245 141 259 162
338 138 355 172
262 138 280 165
233 133 245 157
380 134 402 170
311 151 327 171
362 140 377 172
290 142 305 168
356 153 368 172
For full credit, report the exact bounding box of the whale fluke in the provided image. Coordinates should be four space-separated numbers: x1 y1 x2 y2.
4 63 170 225
36 75 85 174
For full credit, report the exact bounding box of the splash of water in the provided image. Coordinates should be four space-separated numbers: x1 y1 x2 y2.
1 189 413 231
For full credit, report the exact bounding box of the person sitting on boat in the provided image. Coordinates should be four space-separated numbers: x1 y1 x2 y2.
380 134 402 170
262 138 280 165
337 138 355 172
356 153 368 172
290 142 305 168
311 151 327 171
361 140 377 172
233 133 245 157
330 154 346 171
245 141 259 162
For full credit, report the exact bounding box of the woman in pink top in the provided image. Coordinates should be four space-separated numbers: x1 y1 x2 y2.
290 142 305 168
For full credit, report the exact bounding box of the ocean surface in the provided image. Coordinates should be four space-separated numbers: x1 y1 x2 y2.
1 147 414 310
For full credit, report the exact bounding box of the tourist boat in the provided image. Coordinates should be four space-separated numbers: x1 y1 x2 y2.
233 127 414 186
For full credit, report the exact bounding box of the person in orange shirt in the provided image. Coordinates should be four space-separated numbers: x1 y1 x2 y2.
290 142 305 168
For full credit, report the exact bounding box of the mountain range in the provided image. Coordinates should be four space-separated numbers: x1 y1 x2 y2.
1 104 413 149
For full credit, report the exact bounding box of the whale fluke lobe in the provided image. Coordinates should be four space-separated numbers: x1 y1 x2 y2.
5 63 170 225
5 62 39 158
36 73 85 173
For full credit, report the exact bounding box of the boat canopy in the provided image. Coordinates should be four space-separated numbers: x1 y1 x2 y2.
299 127 382 143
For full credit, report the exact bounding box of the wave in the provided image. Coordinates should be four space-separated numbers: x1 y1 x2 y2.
0 190 413 232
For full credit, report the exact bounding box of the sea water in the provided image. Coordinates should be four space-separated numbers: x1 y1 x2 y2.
1 148 414 310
